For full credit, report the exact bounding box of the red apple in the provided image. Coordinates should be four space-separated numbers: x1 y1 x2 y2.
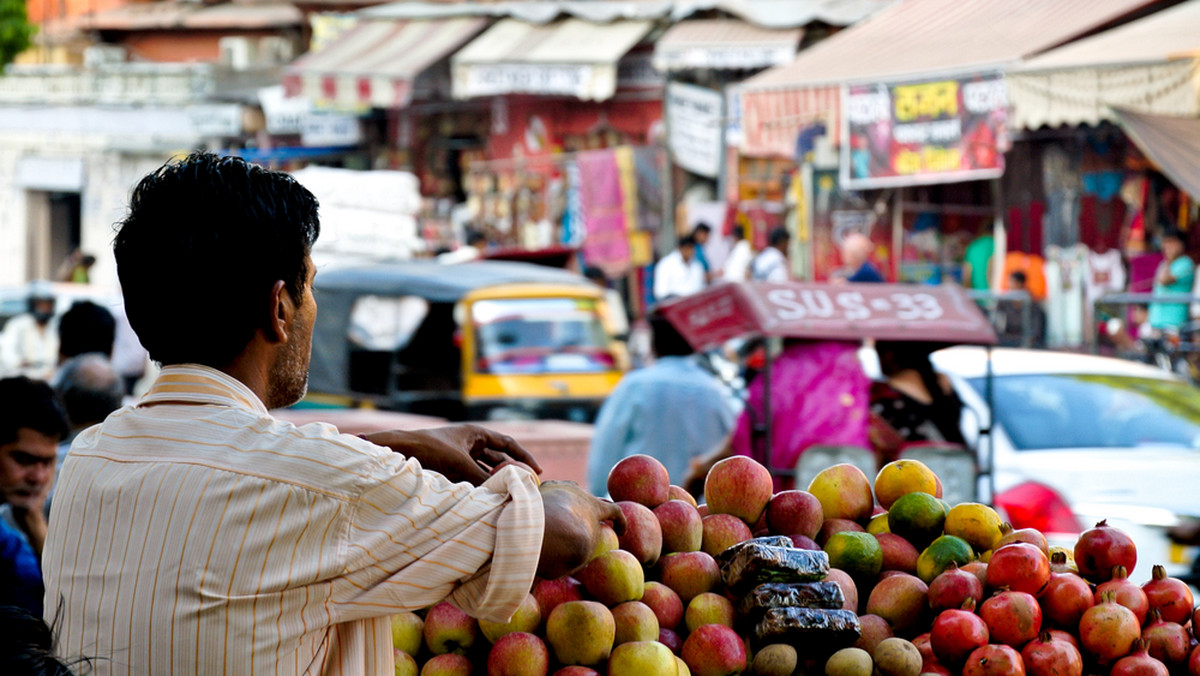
654 500 703 554
765 490 824 539
487 631 549 676
531 576 584 627
668 485 697 507
685 592 735 632
421 653 472 675
704 456 773 524
700 514 752 558
617 501 663 566
611 601 660 645
424 601 478 655
681 624 747 676
640 581 684 631
577 550 644 606
607 454 670 507
657 551 720 604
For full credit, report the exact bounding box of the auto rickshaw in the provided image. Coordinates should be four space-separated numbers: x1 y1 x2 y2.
306 260 625 421
657 281 1000 504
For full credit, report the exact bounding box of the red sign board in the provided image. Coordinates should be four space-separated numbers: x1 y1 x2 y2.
658 282 997 350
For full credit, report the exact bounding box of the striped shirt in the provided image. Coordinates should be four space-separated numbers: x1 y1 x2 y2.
43 365 544 675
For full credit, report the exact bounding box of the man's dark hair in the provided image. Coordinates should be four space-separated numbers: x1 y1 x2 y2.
769 227 791 247
113 153 319 367
466 230 486 247
649 311 693 357
693 223 712 236
53 354 124 429
679 234 698 249
0 377 69 446
1162 227 1186 245
0 605 84 675
80 255 96 267
58 301 116 359
732 225 745 240
1009 270 1028 286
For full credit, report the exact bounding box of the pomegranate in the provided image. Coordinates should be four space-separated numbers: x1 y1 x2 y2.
979 589 1042 647
1142 564 1195 625
1040 570 1095 629
1095 565 1150 626
1021 631 1084 676
987 542 1051 597
930 599 990 668
929 564 985 613
962 644 1026 676
1189 644 1200 676
912 631 934 666
1141 609 1191 669
1074 519 1137 582
1080 591 1142 664
1046 628 1079 649
996 522 1050 555
1109 639 1169 676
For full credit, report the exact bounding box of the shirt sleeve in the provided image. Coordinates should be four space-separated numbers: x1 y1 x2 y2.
588 382 637 497
334 459 544 625
1172 257 1195 291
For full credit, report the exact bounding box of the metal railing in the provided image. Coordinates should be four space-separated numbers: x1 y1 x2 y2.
967 289 1036 348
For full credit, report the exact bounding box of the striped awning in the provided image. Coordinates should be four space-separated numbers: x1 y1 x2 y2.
282 17 487 110
451 18 654 101
653 19 802 72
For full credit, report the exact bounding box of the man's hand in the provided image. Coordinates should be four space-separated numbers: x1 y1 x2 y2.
9 499 48 557
538 481 626 580
362 424 543 486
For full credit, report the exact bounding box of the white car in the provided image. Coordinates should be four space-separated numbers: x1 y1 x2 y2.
931 346 1200 582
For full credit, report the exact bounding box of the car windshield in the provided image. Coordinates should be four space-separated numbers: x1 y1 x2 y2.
967 374 1200 451
472 297 612 374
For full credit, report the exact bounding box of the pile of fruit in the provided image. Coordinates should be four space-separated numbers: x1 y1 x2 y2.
389 454 1199 676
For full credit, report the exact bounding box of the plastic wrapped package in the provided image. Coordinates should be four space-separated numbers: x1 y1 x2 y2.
753 608 862 648
736 581 845 617
719 543 829 592
715 536 794 567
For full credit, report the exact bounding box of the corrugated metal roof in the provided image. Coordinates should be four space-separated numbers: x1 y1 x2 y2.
359 0 892 29
742 0 1161 91
1020 0 1200 70
653 19 802 71
87 1 301 31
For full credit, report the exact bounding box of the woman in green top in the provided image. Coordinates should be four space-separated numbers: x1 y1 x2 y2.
1149 229 1195 331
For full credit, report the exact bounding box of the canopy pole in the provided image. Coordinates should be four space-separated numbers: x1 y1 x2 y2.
892 188 904 281
983 343 996 505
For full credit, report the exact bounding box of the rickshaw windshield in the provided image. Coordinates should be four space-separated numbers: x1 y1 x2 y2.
472 297 613 374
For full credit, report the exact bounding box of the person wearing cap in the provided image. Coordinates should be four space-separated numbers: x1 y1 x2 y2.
0 282 59 381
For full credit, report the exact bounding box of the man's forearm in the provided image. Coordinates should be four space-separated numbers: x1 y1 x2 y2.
16 508 48 557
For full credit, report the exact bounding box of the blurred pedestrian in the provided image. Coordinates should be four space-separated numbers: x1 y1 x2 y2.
55 249 95 285
0 281 58 381
870 342 965 446
0 377 68 616
692 222 713 276
56 300 116 363
44 152 622 675
1149 228 1194 332
588 311 736 496
751 227 791 282
722 225 754 282
998 271 1046 347
653 234 706 300
839 232 885 283
437 229 487 264
583 266 629 340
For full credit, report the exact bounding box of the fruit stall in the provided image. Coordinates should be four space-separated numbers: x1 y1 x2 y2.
389 452 1198 676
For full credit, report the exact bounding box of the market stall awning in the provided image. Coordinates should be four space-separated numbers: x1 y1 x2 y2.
737 0 1160 158
282 17 487 109
1114 108 1200 203
653 19 801 71
657 282 998 351
451 18 653 101
1009 0 1200 130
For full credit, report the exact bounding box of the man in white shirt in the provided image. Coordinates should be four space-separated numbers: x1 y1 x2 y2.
751 227 791 283
0 282 58 381
722 225 754 283
653 235 706 301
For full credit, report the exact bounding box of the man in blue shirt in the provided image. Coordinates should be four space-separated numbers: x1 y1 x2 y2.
840 232 886 283
588 312 737 496
0 377 68 617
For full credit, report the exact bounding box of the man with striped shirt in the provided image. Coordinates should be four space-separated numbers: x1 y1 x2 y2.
42 153 622 674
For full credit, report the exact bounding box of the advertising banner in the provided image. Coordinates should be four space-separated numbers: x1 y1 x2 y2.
842 73 1008 189
666 82 724 178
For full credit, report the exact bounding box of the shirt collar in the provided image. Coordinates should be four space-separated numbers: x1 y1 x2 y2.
139 364 269 415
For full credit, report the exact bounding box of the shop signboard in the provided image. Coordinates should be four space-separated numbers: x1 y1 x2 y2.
842 73 1008 189
666 82 724 179
460 63 601 100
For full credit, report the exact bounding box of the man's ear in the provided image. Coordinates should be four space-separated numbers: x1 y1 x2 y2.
266 280 292 344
